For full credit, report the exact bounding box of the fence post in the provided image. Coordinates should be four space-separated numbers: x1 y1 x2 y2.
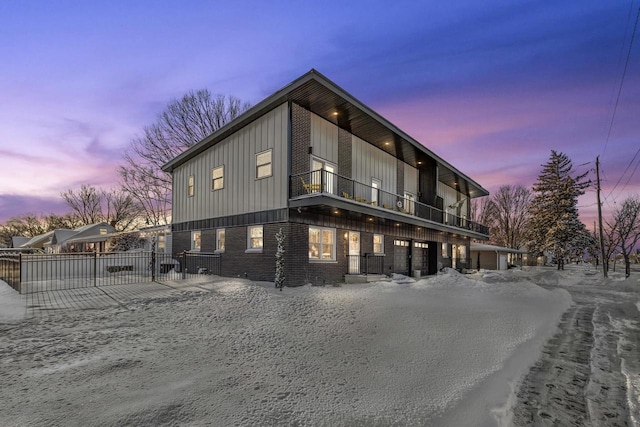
93 252 97 287
18 253 22 294
151 251 156 282
182 251 187 279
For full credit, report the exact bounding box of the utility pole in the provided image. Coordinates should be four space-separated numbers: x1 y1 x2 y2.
596 156 607 278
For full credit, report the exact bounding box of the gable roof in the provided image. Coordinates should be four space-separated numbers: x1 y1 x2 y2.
470 243 527 254
20 222 116 249
162 69 489 198
11 236 30 248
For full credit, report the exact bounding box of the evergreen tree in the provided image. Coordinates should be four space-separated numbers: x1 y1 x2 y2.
527 151 590 270
275 228 285 290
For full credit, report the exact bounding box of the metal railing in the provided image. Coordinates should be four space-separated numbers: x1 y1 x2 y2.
0 251 221 294
291 170 489 235
347 254 385 275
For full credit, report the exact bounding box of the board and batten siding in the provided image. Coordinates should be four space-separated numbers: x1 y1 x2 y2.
404 162 418 196
172 103 289 224
351 135 397 193
310 113 339 165
437 181 468 216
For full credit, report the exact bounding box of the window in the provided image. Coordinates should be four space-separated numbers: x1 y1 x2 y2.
394 240 409 247
404 192 415 214
247 225 263 250
191 231 201 251
99 228 107 235
212 166 224 190
216 229 225 252
373 234 384 254
442 243 449 258
414 242 428 248
188 175 195 197
309 227 336 261
256 149 272 179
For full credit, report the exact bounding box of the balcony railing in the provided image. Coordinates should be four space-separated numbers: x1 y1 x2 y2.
291 170 489 236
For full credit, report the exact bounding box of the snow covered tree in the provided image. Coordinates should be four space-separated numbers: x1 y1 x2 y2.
610 196 640 278
274 228 285 290
527 151 590 270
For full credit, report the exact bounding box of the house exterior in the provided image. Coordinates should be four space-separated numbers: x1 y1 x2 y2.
470 243 526 270
20 223 116 253
163 70 490 285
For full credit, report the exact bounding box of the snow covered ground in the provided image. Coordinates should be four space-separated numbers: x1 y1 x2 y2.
0 267 634 426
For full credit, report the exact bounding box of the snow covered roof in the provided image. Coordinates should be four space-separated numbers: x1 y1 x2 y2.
19 230 56 248
470 243 527 254
10 236 30 248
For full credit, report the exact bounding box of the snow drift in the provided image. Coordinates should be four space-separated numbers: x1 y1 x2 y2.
0 268 572 426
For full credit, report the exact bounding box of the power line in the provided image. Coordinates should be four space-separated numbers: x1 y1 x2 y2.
607 146 640 200
602 4 640 157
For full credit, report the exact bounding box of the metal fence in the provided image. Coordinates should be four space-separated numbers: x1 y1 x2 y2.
0 251 221 294
347 254 385 276
291 170 490 236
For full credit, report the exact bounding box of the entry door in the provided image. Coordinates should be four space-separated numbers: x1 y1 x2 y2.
311 158 337 195
348 231 360 274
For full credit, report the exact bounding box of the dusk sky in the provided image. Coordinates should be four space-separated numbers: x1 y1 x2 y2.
1 1 638 228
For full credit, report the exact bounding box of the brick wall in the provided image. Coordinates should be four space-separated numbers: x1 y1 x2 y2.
291 103 310 176
397 158 405 196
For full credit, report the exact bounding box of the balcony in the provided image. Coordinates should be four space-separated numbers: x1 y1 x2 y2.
290 170 489 237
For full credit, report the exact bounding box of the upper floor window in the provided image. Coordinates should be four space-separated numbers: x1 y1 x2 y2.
247 225 263 250
216 229 225 252
99 228 107 235
191 231 201 251
212 166 224 190
188 175 195 197
373 234 384 254
256 149 272 179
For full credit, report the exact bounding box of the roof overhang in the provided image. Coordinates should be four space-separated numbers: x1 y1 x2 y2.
162 69 489 198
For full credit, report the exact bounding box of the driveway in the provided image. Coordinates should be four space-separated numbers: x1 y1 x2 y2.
512 277 640 426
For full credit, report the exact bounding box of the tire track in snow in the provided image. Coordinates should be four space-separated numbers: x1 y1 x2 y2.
512 282 639 427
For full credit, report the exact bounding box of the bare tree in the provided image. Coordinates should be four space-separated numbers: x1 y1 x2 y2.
61 185 142 231
487 185 532 249
104 188 142 231
0 215 47 246
470 196 493 236
610 196 640 278
120 90 250 225
61 185 103 225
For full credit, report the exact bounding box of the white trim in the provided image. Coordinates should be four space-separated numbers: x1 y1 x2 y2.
308 226 336 261
191 230 201 251
211 165 224 191
256 149 272 179
247 225 264 251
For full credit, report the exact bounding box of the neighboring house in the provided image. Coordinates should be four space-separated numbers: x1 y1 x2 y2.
162 70 490 284
138 225 173 254
470 243 526 270
20 222 115 253
10 236 30 248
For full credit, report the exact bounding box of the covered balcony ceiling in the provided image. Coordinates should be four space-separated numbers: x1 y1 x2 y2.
285 74 488 198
